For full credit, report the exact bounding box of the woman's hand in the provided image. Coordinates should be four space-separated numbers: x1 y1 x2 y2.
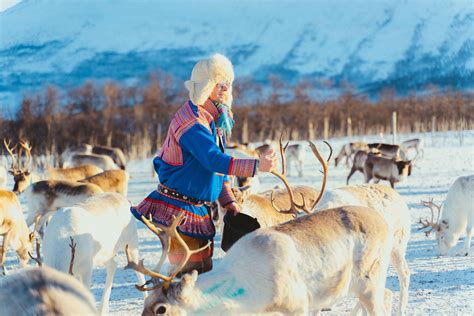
258 148 277 173
225 202 241 216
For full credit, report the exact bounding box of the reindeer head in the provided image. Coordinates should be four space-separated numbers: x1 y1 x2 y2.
418 199 453 255
435 219 453 256
395 160 412 178
231 185 252 204
141 272 197 316
124 214 210 315
4 139 33 193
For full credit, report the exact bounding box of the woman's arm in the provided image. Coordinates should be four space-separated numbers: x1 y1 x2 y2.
179 123 258 178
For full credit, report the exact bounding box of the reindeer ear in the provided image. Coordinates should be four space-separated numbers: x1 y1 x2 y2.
176 270 198 302
182 270 198 283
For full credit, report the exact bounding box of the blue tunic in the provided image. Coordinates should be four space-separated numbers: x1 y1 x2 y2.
132 99 258 239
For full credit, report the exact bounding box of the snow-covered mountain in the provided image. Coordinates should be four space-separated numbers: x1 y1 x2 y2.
1 0 473 109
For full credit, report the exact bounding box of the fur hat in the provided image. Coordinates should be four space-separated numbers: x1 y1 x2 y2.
184 53 234 107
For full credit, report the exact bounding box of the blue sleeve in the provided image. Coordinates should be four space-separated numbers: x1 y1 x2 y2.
179 124 233 174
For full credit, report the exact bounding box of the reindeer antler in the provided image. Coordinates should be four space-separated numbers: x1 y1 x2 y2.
270 136 332 216
306 140 332 210
3 138 18 172
18 139 32 171
69 237 77 275
124 214 210 291
270 135 306 217
28 215 42 267
418 198 442 236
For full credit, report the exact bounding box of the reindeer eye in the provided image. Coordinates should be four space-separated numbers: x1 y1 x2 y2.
156 305 167 314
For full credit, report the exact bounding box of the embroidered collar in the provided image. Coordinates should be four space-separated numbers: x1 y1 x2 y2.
199 98 220 123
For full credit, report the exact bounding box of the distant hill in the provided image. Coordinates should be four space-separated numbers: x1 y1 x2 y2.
1 0 473 110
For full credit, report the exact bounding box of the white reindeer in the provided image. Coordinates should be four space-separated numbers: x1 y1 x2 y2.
42 192 146 315
317 184 411 316
79 169 130 195
59 143 93 167
125 141 394 315
24 180 104 226
0 190 34 275
91 145 128 170
400 138 424 160
419 175 474 256
127 208 393 315
67 153 119 171
0 266 98 315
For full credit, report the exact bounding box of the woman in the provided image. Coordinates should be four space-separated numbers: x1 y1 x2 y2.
131 53 276 274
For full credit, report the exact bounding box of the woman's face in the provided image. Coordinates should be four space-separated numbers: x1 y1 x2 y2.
209 81 230 104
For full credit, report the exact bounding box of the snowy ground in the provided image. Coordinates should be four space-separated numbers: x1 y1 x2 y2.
3 130 474 315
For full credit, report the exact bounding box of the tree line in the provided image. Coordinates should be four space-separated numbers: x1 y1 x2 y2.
1 73 472 161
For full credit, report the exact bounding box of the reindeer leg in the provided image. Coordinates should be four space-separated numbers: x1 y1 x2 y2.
1 229 13 275
457 223 472 256
347 166 357 185
99 259 117 315
128 242 148 298
391 250 410 316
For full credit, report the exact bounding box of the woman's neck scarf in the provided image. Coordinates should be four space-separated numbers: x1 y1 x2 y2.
210 99 234 135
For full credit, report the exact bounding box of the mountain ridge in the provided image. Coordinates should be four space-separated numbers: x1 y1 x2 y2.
1 0 473 109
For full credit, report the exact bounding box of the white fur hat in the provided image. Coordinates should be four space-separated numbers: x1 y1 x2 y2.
184 53 234 107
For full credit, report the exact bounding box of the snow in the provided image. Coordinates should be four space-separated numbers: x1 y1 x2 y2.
2 130 473 314
1 0 472 75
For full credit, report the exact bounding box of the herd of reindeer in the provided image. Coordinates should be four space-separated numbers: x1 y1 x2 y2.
0 135 472 316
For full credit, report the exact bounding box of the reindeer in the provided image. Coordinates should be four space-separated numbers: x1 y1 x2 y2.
4 139 103 193
67 153 119 171
419 175 474 256
44 164 104 181
364 154 412 188
4 138 37 193
79 169 129 195
230 185 320 228
400 138 424 160
368 143 405 160
24 180 104 226
0 190 34 275
42 192 146 315
91 145 127 170
125 141 394 315
60 144 93 166
346 149 381 184
317 184 411 316
0 266 98 315
229 137 325 229
334 141 369 167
